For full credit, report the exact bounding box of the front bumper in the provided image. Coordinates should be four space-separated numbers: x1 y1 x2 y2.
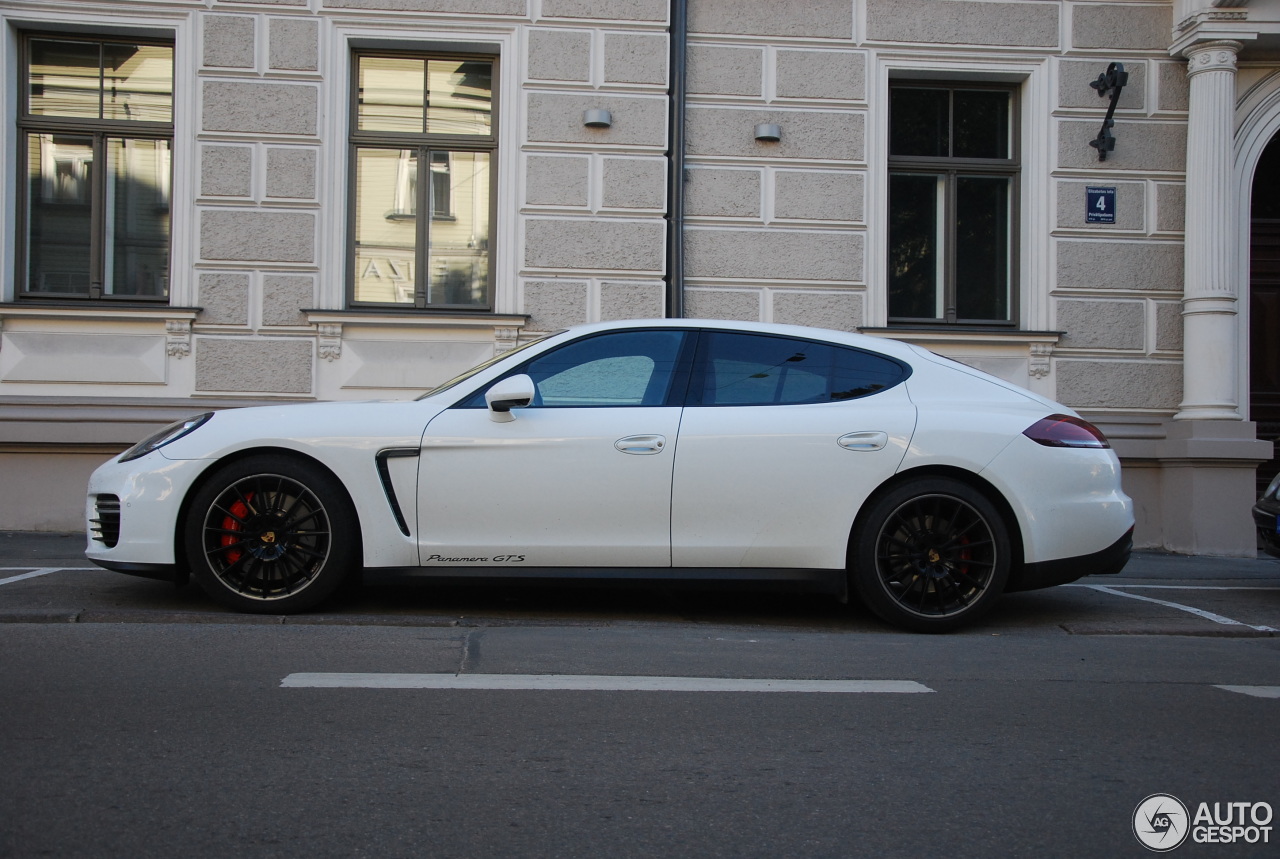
85 452 211 571
1252 499 1280 559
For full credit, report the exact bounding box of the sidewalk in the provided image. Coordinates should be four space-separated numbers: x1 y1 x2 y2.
3 530 1278 580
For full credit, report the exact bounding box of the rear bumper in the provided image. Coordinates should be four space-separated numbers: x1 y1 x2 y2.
1007 527 1133 592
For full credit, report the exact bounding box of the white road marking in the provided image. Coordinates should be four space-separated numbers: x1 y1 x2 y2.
1215 685 1280 699
281 673 935 693
1087 585 1280 591
0 568 70 586
1079 584 1277 632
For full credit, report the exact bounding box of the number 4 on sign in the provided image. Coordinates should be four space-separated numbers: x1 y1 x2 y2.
1086 187 1116 224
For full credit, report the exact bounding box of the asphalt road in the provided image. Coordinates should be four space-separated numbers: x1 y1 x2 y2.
2 532 1279 857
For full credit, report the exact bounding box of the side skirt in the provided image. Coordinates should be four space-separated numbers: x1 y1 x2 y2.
363 566 845 594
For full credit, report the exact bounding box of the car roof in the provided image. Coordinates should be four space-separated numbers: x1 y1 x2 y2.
552 318 921 361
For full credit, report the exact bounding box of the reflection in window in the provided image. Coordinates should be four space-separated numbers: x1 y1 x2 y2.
353 148 489 306
21 35 172 301
522 331 685 407
357 56 492 136
29 39 172 122
351 53 495 309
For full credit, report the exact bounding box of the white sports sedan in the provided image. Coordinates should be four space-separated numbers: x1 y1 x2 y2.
86 319 1133 632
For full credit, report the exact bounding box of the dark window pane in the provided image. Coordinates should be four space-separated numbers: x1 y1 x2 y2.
106 138 170 297
102 44 173 123
952 90 1010 159
26 133 93 294
890 88 949 157
525 331 685 407
955 176 1011 320
29 40 101 118
695 333 906 406
888 173 942 319
829 347 908 401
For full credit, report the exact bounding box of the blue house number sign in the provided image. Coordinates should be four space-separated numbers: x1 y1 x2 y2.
1087 186 1116 224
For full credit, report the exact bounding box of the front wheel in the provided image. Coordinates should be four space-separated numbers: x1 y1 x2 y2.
184 455 359 614
850 478 1011 632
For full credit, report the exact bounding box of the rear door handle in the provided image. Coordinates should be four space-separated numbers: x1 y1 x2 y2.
838 431 888 452
615 434 667 455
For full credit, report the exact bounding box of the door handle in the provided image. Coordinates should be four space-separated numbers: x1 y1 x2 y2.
615 434 667 455
838 431 888 451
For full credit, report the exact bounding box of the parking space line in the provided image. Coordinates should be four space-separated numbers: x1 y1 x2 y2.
1096 585 1280 591
1215 686 1280 699
0 567 69 586
281 674 936 693
1079 584 1277 632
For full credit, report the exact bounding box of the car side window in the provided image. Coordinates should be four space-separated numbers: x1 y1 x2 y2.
459 330 688 408
690 332 908 406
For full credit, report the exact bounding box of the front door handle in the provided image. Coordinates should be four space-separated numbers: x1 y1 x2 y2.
838 431 888 452
615 434 667 455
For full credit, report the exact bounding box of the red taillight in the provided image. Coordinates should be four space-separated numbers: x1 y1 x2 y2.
1023 414 1110 449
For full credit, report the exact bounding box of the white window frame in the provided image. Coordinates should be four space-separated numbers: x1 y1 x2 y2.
869 54 1052 332
0 9 195 306
318 23 518 315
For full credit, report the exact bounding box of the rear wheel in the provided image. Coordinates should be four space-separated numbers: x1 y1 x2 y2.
851 477 1011 632
185 455 358 614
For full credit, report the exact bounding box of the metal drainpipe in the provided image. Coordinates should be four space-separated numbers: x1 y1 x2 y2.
664 0 688 318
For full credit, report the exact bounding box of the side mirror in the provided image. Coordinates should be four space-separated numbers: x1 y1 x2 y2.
485 374 536 422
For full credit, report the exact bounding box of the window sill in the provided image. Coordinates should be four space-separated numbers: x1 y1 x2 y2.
303 309 527 329
0 302 199 322
860 327 1061 346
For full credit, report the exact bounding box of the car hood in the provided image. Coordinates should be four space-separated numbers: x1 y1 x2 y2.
155 399 447 461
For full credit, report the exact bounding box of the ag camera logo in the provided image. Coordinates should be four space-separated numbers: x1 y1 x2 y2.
1133 794 1190 852
1133 794 1274 850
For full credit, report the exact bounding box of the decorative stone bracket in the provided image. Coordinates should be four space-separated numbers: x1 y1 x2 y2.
166 319 192 358
1029 342 1053 379
317 323 343 361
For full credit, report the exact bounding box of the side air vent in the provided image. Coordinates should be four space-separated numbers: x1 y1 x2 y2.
91 494 122 547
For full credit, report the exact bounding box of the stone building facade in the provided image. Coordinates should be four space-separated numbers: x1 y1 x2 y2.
0 0 1278 555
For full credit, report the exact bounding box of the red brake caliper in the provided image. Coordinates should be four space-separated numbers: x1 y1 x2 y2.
220 494 254 564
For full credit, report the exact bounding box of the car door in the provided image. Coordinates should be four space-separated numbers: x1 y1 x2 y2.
670 331 917 570
416 328 691 568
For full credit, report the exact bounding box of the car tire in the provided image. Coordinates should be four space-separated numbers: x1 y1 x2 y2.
850 477 1011 633
184 454 359 614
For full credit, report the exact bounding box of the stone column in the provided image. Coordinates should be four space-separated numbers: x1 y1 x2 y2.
1176 40 1242 421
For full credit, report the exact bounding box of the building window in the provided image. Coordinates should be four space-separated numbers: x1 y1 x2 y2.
18 35 173 301
888 83 1017 325
351 53 495 309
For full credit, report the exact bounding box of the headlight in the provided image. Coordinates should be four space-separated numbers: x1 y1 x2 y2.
1265 472 1280 501
119 413 214 462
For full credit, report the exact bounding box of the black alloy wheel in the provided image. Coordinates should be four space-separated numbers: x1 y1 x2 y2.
851 477 1011 632
185 455 358 613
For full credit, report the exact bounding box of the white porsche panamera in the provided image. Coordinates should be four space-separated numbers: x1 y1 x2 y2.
86 319 1133 632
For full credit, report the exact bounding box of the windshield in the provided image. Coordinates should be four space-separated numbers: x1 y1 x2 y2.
415 335 550 400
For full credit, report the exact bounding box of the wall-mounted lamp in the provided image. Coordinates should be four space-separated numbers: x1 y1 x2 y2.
583 109 612 128
1088 62 1128 161
754 123 782 142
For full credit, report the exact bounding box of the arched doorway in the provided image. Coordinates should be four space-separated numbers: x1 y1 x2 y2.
1250 134 1280 494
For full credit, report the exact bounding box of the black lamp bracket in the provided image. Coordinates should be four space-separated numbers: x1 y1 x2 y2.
1088 62 1129 161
